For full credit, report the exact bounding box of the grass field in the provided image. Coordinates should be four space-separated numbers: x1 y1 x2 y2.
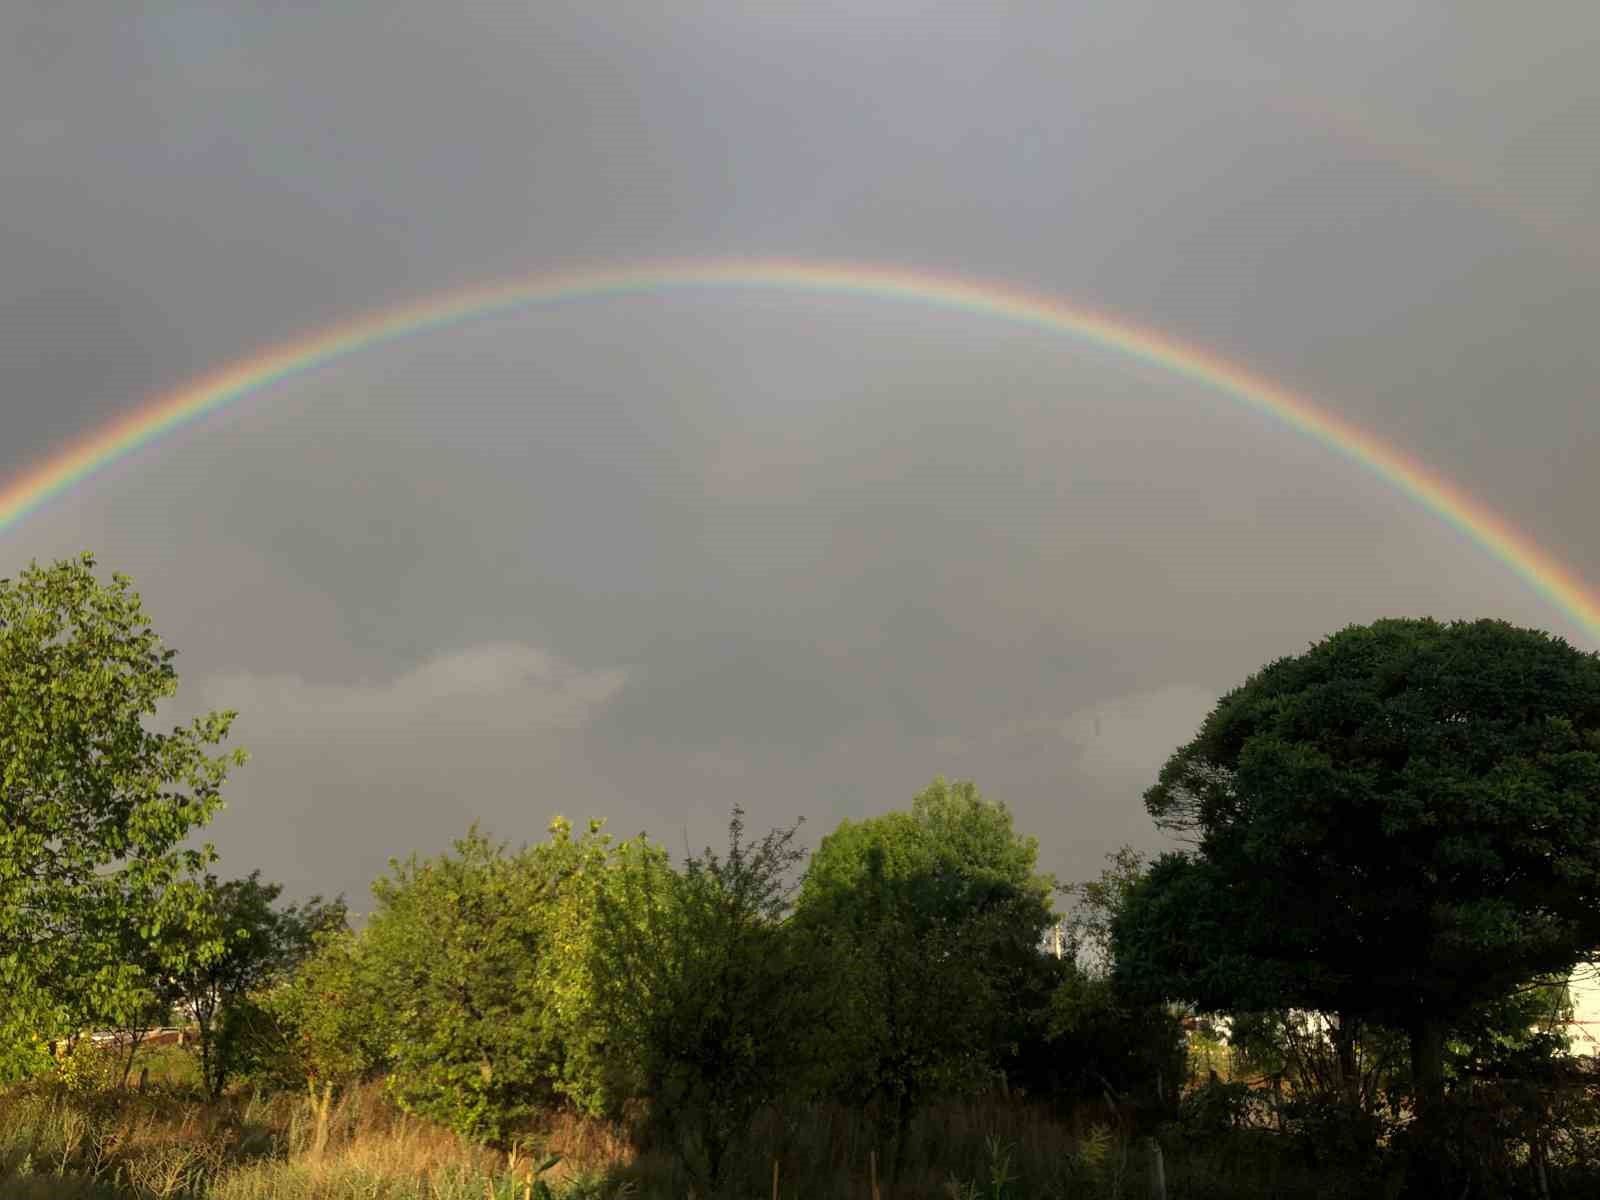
13 1039 1590 1199
1 1046 1336 1200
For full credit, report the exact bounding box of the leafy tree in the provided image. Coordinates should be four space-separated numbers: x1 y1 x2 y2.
1060 845 1148 976
1113 618 1600 1117
227 926 393 1094
796 779 1056 1177
363 829 555 1142
586 808 833 1190
161 870 346 1098
0 554 245 1080
210 877 346 1095
529 818 649 1117
1027 967 1187 1114
356 820 615 1144
105 908 190 1086
1008 847 1184 1116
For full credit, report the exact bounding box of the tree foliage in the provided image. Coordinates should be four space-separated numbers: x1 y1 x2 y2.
1011 847 1185 1116
229 925 393 1093
0 555 245 1079
796 778 1056 1175
586 808 833 1188
1113 618 1600 1110
354 824 594 1144
158 870 347 1098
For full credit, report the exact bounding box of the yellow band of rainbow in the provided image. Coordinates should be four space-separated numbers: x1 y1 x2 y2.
3 258 1596 644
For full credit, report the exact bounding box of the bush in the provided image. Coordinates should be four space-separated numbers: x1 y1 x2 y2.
222 930 393 1095
1010 967 1185 1120
52 1040 126 1095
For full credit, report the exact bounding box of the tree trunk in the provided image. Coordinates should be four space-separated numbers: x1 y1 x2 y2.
1408 1014 1446 1116
122 1030 142 1088
197 1012 220 1099
1405 1015 1453 1190
705 1123 728 1190
308 1078 334 1159
1332 1012 1360 1110
889 1090 912 1182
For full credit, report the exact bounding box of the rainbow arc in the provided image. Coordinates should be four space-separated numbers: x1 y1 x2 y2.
2 259 1595 643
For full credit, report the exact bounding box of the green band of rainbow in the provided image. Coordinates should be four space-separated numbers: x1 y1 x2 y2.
4 258 1596 643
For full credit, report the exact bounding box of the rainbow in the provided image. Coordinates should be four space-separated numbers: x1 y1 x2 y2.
3 258 1597 643
1273 92 1600 266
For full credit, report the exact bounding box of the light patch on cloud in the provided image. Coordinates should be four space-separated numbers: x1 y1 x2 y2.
198 643 626 745
1061 685 1219 779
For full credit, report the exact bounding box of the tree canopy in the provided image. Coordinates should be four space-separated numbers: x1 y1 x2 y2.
167 870 347 1098
796 778 1057 1175
0 555 245 1076
1113 617 1600 1106
586 808 832 1188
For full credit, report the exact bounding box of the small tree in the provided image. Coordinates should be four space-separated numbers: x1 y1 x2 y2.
1013 847 1185 1116
587 808 833 1189
227 925 391 1095
796 779 1056 1177
0 554 244 1080
356 822 609 1144
162 871 346 1098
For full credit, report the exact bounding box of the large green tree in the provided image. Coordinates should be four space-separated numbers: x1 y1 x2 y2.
357 825 580 1144
1112 618 1600 1113
796 778 1056 1176
0 555 245 1078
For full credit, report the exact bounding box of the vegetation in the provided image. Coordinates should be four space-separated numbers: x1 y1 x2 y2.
795 779 1059 1179
1114 621 1600 1107
6 559 1600 1198
170 872 347 1099
586 809 832 1188
0 554 245 1083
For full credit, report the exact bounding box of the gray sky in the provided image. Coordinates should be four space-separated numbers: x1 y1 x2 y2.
4 1 1598 907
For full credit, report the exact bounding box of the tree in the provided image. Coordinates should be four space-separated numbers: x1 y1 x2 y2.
353 820 619 1144
586 808 834 1189
1060 845 1148 977
0 554 245 1080
224 926 393 1096
796 778 1056 1177
163 870 347 1098
1011 847 1185 1116
1113 618 1600 1116
361 829 558 1143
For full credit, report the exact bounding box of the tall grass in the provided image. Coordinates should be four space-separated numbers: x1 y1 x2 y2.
1 1069 1377 1200
23 1040 1583 1199
1 1067 1175 1200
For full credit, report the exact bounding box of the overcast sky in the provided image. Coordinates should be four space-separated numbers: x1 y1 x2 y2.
4 2 1598 907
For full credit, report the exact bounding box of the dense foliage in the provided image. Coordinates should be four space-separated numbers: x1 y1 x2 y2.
586 809 834 1187
177 872 348 1098
0 555 245 1081
795 780 1059 1176
1115 618 1600 1115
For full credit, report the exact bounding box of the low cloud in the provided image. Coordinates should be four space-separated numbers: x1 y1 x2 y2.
201 643 626 742
187 645 627 902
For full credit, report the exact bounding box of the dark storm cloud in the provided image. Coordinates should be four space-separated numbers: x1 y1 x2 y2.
3 1 1598 904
